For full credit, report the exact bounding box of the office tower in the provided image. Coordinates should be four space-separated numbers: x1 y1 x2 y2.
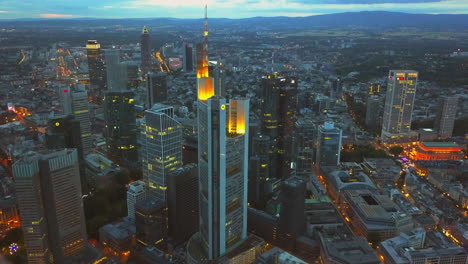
167 164 199 244
279 176 306 250
183 43 193 72
248 134 271 209
188 7 251 260
135 198 167 246
105 49 127 91
381 70 418 143
61 86 93 155
146 72 168 108
46 115 83 159
295 118 315 176
140 104 182 200
141 26 151 73
103 90 138 168
435 96 458 139
14 149 87 263
127 180 146 221
260 74 297 179
366 95 382 131
86 40 107 101
315 121 342 169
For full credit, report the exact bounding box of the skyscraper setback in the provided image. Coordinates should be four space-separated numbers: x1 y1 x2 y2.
141 26 151 73
381 70 418 143
187 6 251 261
140 104 182 201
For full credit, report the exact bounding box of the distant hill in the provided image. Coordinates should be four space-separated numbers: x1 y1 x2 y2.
2 11 468 30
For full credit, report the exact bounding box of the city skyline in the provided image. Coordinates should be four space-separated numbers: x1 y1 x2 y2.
1 0 468 19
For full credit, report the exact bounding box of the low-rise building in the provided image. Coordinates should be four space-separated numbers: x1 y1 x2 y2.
411 142 463 161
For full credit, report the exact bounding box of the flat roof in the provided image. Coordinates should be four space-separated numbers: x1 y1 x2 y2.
422 142 459 148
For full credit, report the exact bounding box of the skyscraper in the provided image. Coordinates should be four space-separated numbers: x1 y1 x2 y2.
183 43 193 72
315 121 342 169
127 180 146 221
278 176 306 250
14 149 87 263
187 6 251 261
60 85 93 155
103 90 138 168
248 134 271 209
381 70 418 143
105 49 127 91
366 95 382 132
46 115 83 159
146 72 168 108
141 26 151 73
140 104 182 200
435 96 458 139
260 74 297 179
86 40 107 102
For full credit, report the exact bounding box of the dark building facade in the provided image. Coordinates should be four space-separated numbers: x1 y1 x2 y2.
260 74 298 180
167 164 199 244
135 198 167 247
141 26 152 73
46 115 83 160
103 90 138 168
146 72 168 108
279 176 306 250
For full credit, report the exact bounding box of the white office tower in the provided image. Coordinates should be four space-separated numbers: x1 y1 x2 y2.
381 70 418 143
60 85 92 155
140 104 182 200
127 180 146 221
315 121 342 169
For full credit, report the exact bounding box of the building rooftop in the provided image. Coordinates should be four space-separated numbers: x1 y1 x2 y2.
320 233 381 264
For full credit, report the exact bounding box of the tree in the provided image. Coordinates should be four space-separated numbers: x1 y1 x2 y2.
389 146 404 157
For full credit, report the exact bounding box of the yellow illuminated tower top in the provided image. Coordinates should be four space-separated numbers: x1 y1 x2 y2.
142 25 149 34
197 5 214 101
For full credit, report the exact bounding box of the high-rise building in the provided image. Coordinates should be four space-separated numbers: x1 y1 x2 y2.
60 86 93 155
14 149 87 263
187 7 251 261
105 49 127 91
248 134 271 209
86 40 107 102
365 95 382 132
146 72 168 108
141 26 152 73
295 118 315 176
46 115 83 159
103 90 138 168
381 70 418 143
435 96 458 139
315 121 342 169
167 164 199 244
260 74 298 180
209 61 226 97
279 176 306 250
183 43 193 72
140 104 182 200
135 198 167 247
127 180 146 221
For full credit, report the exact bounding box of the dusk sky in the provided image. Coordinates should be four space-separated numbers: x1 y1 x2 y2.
1 0 468 19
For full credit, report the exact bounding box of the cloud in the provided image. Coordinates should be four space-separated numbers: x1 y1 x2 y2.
0 10 9 13
39 13 74 18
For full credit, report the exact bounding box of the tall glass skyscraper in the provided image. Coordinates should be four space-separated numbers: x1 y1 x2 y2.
381 70 418 143
187 6 250 262
86 40 106 102
140 104 182 200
